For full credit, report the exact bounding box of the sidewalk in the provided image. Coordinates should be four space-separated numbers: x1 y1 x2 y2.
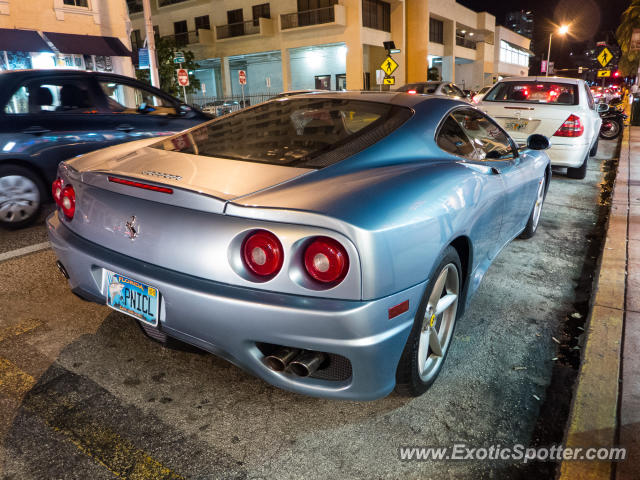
559 125 640 479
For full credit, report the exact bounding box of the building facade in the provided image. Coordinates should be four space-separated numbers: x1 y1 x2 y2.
0 0 134 76
127 0 530 100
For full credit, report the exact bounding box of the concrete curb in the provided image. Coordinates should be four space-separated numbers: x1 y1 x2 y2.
558 127 629 479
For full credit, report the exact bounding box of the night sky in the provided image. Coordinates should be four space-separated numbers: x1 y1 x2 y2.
458 0 630 68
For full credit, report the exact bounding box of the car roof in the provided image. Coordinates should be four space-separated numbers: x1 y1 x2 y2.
273 90 465 109
0 69 146 83
496 76 583 85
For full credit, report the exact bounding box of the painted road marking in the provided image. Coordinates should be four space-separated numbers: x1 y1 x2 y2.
0 318 43 343
0 357 36 398
0 242 50 263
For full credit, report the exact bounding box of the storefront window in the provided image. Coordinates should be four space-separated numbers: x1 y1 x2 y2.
5 51 32 70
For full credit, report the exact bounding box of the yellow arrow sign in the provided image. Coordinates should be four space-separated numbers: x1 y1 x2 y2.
597 69 611 77
597 47 613 68
383 77 395 85
380 56 398 76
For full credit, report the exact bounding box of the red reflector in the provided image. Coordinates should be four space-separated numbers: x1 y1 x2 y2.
108 176 173 194
388 300 409 319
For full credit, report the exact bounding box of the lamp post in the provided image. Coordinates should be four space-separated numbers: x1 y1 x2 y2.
545 24 569 77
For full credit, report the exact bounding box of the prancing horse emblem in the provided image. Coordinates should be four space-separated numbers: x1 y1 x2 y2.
125 216 138 239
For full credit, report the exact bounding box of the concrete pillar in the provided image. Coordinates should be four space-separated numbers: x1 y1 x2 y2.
345 0 364 90
220 56 232 97
390 0 406 86
441 19 455 82
406 0 428 83
281 47 291 92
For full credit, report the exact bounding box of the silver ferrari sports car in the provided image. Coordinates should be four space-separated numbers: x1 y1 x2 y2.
48 92 551 400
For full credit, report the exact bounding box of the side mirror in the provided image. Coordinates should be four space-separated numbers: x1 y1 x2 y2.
526 134 550 151
597 103 610 113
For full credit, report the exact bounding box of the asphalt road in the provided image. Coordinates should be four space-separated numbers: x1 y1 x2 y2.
0 140 617 480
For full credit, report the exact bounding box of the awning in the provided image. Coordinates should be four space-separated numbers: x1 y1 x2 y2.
43 32 131 57
0 28 52 52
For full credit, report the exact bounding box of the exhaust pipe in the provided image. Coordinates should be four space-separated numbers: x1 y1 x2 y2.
264 347 301 372
56 261 69 279
288 351 327 377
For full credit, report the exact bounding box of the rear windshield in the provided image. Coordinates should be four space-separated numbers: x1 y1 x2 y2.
483 81 579 105
397 84 437 94
151 98 412 168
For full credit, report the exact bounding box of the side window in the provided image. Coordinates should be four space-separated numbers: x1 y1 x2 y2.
584 84 595 110
99 81 177 116
450 85 465 97
441 84 453 96
5 79 96 114
436 115 476 157
451 108 516 160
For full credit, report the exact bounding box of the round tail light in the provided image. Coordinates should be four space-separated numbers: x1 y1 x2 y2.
60 185 76 220
304 237 349 284
52 178 63 206
242 230 283 277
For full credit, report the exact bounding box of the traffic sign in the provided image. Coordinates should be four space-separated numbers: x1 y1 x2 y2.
383 76 395 85
597 47 613 68
380 56 398 76
138 48 150 69
238 70 247 85
597 69 611 78
176 68 189 86
174 52 185 64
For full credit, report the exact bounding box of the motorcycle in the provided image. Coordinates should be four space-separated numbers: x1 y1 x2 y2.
599 101 627 140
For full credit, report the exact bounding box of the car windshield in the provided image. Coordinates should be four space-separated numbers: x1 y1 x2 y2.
483 81 579 105
150 98 412 168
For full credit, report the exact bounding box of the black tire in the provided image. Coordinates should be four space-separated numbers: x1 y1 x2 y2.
589 138 599 157
599 119 622 140
519 175 546 239
395 246 462 396
0 164 46 230
566 154 588 180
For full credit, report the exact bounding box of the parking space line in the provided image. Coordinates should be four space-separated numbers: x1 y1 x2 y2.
0 357 36 398
0 318 44 343
0 242 50 263
24 391 185 480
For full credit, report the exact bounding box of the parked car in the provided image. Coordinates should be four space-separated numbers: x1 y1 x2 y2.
48 92 550 400
0 69 210 229
271 90 322 99
201 100 241 117
478 76 604 179
472 85 493 103
396 82 468 100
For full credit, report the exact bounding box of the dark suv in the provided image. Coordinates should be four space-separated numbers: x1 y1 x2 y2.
0 70 210 228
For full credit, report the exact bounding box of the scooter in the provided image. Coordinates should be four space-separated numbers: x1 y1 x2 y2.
599 101 627 140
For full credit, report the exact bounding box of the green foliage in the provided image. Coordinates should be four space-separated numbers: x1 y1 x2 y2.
135 37 201 99
616 0 640 76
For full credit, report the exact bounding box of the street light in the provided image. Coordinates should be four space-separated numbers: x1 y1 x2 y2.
545 24 569 77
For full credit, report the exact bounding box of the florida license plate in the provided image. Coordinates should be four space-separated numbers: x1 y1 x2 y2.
505 120 529 131
105 271 159 326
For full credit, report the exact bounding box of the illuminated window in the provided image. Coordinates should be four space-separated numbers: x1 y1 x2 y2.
63 0 89 6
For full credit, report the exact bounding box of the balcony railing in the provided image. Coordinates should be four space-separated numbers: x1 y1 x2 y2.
216 20 261 40
456 36 477 49
161 30 213 47
281 6 336 30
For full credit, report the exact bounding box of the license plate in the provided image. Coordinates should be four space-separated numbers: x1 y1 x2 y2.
105 271 159 326
505 120 529 131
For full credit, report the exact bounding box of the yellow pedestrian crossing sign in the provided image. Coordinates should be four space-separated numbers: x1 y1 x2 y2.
597 69 611 78
597 47 613 68
383 76 395 85
380 56 398 76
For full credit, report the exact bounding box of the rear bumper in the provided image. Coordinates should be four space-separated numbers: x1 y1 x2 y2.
545 142 591 168
47 213 424 401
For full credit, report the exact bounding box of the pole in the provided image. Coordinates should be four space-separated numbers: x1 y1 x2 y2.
545 32 552 77
241 84 245 109
142 0 160 88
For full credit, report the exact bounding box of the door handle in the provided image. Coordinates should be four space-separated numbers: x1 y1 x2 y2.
22 126 50 135
490 167 501 175
116 124 135 132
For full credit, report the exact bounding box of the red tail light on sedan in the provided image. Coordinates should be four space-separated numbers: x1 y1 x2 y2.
303 237 349 284
553 114 584 137
242 230 284 277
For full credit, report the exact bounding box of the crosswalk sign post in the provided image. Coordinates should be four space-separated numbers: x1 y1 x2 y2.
383 77 395 85
597 70 611 78
597 47 613 68
380 56 398 76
